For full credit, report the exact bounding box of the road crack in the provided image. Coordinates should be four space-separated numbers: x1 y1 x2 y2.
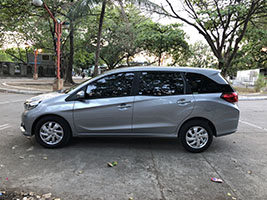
202 154 244 199
150 150 166 200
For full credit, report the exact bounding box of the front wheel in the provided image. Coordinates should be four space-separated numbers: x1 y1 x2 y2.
34 116 71 148
179 120 213 153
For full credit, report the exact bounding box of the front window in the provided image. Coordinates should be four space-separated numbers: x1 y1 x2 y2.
85 72 135 98
63 79 89 94
138 72 184 96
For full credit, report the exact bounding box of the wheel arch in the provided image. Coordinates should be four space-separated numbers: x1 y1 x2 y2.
178 117 217 137
31 114 73 136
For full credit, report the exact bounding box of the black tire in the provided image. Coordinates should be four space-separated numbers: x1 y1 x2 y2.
34 116 71 148
179 120 213 153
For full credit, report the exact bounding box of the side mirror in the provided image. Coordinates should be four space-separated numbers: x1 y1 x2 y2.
76 90 85 100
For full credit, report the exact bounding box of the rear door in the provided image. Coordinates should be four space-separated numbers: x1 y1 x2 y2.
184 72 239 135
132 71 194 135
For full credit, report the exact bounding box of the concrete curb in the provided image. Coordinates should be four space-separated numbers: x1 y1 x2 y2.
2 82 51 92
0 81 51 95
239 96 267 101
0 87 46 95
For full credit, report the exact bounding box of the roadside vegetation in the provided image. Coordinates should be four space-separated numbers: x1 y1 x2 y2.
255 74 267 92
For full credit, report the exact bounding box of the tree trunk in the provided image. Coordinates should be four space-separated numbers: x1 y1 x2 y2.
218 61 227 77
158 52 162 66
93 0 106 77
64 20 74 84
126 55 130 66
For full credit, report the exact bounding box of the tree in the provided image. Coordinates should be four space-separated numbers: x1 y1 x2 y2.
186 41 217 68
92 0 159 76
98 5 151 69
158 0 266 76
43 0 100 84
0 50 12 62
232 15 267 73
1 0 99 84
74 49 95 70
4 48 27 64
137 22 189 66
78 4 153 70
0 0 32 44
93 0 107 77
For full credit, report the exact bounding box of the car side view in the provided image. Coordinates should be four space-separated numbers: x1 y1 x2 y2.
21 67 240 152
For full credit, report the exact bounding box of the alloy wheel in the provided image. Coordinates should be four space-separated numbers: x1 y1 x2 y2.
185 126 209 149
39 121 64 145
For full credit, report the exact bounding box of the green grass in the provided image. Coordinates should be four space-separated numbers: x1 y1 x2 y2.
233 87 257 94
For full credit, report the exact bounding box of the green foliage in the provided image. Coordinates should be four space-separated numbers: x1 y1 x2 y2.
77 4 156 69
0 0 187 71
0 0 32 31
74 49 95 69
160 0 266 75
232 16 267 74
0 50 12 62
137 21 189 65
2 48 27 63
255 74 267 92
182 41 217 68
99 5 150 68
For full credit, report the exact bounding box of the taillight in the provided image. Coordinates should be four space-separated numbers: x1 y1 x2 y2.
220 92 238 103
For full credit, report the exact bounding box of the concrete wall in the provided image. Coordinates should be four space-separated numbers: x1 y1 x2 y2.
0 61 55 77
28 53 54 66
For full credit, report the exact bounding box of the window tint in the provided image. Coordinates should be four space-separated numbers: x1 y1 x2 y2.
184 73 233 94
138 72 184 96
86 72 134 98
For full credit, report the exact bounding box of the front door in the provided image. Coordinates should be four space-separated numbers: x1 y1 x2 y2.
73 72 135 134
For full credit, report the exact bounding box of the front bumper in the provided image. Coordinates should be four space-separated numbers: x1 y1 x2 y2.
20 122 31 136
20 123 31 137
21 111 35 136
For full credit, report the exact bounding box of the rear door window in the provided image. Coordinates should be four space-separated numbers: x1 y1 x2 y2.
138 71 184 96
184 72 233 94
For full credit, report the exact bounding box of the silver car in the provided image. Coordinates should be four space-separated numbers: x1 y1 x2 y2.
21 67 239 152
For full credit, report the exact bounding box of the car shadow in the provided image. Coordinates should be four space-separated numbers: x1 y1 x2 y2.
23 135 231 154
69 137 182 151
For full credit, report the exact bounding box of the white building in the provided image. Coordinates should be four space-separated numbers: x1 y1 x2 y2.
236 69 266 86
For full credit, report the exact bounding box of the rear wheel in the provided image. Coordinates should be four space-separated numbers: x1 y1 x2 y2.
179 120 213 153
34 116 71 148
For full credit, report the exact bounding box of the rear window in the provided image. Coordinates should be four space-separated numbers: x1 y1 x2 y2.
184 72 233 94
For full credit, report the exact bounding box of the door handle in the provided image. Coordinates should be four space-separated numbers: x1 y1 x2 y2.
118 103 132 109
177 99 192 105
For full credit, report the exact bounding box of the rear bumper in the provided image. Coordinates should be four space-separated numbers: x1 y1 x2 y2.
215 129 238 137
215 110 240 137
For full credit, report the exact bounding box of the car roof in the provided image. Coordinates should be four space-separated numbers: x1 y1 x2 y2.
104 66 220 76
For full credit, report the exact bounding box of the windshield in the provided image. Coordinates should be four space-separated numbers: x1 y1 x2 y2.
63 79 89 94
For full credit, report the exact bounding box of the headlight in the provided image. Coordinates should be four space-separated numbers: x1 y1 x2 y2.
24 100 42 110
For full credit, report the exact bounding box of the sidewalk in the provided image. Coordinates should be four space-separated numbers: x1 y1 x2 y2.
0 77 87 95
0 77 267 100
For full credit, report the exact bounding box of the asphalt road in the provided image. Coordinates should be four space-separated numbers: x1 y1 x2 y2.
0 92 267 200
